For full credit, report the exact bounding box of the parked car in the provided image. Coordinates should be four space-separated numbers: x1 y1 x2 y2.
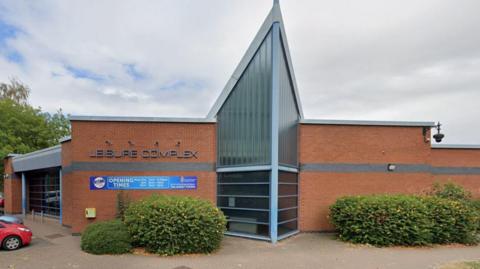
0 220 32 250
0 193 4 208
0 215 23 224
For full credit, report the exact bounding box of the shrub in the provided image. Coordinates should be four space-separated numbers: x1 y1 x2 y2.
423 196 478 244
330 195 433 246
124 195 227 256
431 182 471 201
81 220 132 255
330 195 479 246
116 191 131 221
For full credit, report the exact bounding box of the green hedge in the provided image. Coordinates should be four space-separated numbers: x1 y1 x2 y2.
81 220 132 255
124 195 227 256
330 195 479 246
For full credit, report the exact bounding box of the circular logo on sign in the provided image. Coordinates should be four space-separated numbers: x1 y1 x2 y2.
93 177 106 189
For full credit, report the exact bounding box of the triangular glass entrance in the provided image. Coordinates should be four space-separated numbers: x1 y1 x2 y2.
211 1 302 243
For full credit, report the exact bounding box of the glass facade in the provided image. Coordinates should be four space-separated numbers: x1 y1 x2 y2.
27 168 61 217
217 31 273 167
277 171 298 236
215 8 301 241
217 171 270 237
278 37 299 167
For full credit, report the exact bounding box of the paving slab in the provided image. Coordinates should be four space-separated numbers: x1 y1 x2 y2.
1 218 480 269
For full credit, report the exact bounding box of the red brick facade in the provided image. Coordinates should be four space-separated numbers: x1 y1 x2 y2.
4 121 480 234
298 124 480 231
3 157 22 214
62 120 217 233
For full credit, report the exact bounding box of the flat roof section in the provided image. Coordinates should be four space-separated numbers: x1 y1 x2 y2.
69 115 216 123
12 145 62 172
431 144 480 149
301 119 436 127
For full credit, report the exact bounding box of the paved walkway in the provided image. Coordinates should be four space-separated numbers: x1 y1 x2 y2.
1 218 480 269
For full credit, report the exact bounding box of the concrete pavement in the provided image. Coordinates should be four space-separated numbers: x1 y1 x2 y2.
1 217 480 269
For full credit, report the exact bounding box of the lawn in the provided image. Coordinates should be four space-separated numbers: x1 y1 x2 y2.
441 261 480 269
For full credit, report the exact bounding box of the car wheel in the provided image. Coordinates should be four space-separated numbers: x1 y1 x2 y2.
2 236 22 251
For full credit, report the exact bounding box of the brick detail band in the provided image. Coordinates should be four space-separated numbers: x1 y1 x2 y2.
62 162 215 173
301 163 480 175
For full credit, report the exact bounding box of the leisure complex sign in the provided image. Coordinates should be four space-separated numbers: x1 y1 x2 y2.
89 149 198 159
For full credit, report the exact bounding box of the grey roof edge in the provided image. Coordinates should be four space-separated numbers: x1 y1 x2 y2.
12 145 61 161
300 119 436 127
69 115 216 123
5 153 22 158
60 136 71 143
207 2 304 119
431 144 480 149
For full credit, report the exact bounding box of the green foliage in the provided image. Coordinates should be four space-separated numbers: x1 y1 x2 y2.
81 220 132 255
330 195 479 246
431 182 471 201
124 195 227 256
423 196 478 244
115 191 131 221
0 79 71 191
0 77 30 104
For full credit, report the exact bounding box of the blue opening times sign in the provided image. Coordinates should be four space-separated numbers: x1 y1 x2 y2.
89 176 197 190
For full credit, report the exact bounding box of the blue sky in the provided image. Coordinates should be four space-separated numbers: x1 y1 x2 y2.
0 0 479 143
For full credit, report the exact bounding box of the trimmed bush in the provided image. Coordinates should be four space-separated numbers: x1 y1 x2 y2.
124 195 227 256
423 196 478 244
431 182 471 201
81 220 132 255
330 195 433 246
330 195 479 246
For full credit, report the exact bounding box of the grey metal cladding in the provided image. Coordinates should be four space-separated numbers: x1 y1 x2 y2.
62 162 214 173
431 166 480 175
216 30 273 167
12 146 61 172
301 163 480 175
301 163 430 173
278 32 299 167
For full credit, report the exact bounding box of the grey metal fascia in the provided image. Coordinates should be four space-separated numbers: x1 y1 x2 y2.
59 136 71 143
69 115 215 123
431 144 480 149
207 4 279 119
12 145 62 172
300 119 436 127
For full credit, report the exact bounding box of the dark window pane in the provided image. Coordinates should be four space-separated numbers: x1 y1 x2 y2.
278 220 298 236
218 185 269 196
218 171 270 183
227 222 269 237
279 172 297 183
278 197 297 209
278 208 297 222
278 184 297 196
221 209 269 223
218 197 269 210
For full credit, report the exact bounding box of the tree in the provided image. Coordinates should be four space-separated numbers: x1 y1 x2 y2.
0 78 30 104
0 79 70 191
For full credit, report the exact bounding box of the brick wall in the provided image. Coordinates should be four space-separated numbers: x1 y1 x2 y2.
62 120 216 233
431 148 480 199
298 123 480 232
3 157 22 214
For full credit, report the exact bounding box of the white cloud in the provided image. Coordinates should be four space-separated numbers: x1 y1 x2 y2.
0 0 479 143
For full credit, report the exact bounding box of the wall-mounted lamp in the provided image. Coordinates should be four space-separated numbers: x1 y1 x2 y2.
105 140 112 146
432 122 445 143
154 141 159 146
387 163 396 172
128 140 135 146
175 140 181 147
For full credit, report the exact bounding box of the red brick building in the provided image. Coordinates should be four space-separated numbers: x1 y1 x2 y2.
3 2 480 243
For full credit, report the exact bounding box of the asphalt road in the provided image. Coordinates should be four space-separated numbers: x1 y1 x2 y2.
1 218 480 269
